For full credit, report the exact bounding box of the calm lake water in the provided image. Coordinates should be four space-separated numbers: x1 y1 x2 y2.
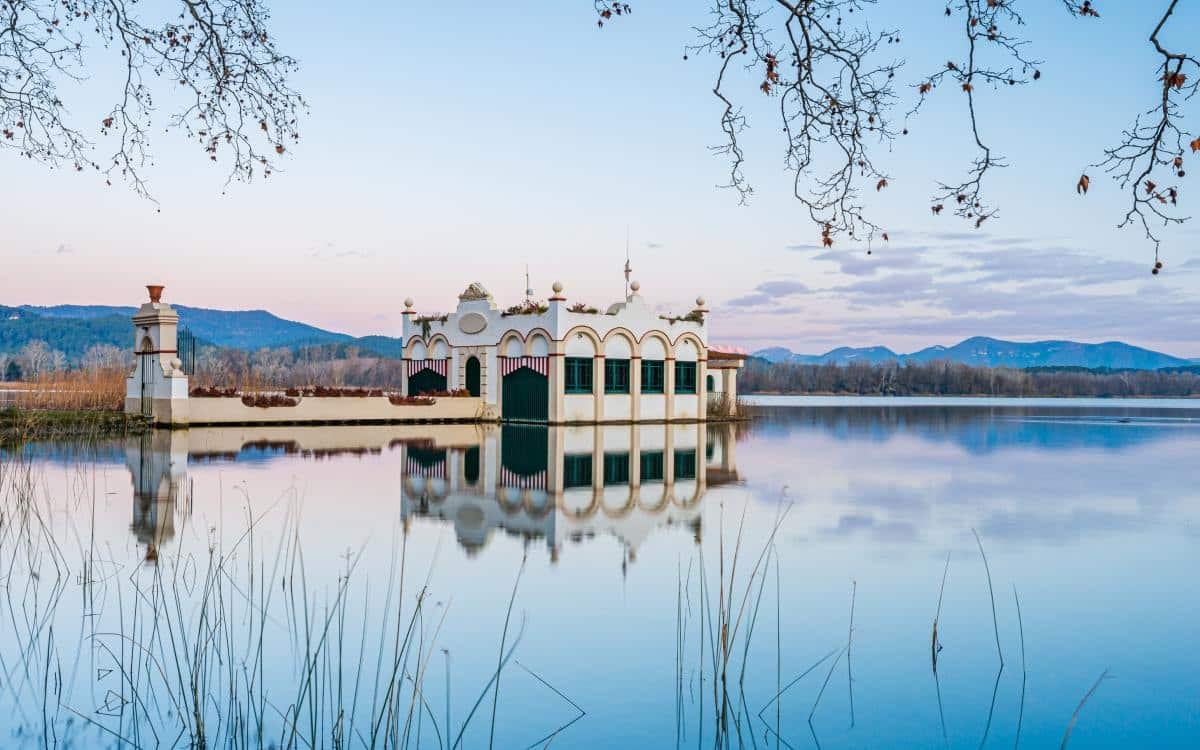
2 398 1197 748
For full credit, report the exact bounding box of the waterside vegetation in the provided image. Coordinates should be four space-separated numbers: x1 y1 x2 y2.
741 359 1200 398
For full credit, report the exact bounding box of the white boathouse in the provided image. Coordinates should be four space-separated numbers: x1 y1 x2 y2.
402 280 742 423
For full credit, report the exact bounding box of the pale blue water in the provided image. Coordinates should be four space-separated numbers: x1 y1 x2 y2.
2 399 1197 748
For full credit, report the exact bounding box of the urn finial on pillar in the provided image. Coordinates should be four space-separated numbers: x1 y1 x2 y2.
147 285 165 304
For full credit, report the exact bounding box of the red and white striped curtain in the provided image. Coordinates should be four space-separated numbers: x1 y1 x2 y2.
500 467 547 490
406 358 448 377
499 356 548 377
405 455 446 479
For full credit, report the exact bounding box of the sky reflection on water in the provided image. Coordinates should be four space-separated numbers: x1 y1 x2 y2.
2 400 1197 748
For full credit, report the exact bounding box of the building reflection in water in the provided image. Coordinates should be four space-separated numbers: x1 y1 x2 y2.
125 431 192 563
120 422 739 563
399 423 741 564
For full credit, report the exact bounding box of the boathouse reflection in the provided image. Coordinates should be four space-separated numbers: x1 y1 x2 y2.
120 422 739 561
399 423 740 562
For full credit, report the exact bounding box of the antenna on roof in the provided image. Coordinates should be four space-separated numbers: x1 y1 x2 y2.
525 264 533 301
623 227 632 299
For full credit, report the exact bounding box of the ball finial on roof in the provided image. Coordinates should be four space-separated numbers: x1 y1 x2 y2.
404 298 414 309
630 280 641 293
696 295 706 307
552 281 563 294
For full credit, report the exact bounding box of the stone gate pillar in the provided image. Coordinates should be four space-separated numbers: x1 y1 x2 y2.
125 285 190 426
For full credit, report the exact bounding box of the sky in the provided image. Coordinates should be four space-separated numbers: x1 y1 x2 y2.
4 1 1199 356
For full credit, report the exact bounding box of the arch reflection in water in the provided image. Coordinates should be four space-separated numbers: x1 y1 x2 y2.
399 423 740 562
119 423 739 562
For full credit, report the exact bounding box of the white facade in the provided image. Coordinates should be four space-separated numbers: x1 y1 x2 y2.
401 281 725 423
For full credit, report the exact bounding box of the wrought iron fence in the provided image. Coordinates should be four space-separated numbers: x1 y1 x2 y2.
178 327 197 375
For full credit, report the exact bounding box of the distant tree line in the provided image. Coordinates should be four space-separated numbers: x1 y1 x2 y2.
192 345 403 390
0 341 127 382
739 359 1200 398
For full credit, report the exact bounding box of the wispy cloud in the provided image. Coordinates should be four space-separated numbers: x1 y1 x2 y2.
965 245 1144 286
726 292 772 308
722 237 1200 354
812 245 935 276
835 272 936 299
723 279 809 309
307 241 375 259
756 280 809 296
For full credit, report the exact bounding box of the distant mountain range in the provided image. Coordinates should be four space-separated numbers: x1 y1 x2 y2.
4 302 1193 372
754 337 1195 370
2 304 403 362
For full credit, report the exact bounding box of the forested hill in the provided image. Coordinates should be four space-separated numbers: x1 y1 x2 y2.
2 305 403 361
756 336 1192 370
1 306 129 363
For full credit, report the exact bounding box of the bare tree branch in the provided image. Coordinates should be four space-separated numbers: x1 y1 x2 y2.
694 1 902 246
0 0 304 198
910 1 1041 228
1088 0 1196 268
597 1 1196 269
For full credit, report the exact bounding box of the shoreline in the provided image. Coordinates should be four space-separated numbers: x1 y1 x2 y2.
744 391 1200 399
0 409 149 444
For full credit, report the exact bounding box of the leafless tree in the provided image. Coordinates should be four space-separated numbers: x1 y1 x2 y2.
82 342 128 369
18 339 58 377
0 0 303 197
599 1 1197 269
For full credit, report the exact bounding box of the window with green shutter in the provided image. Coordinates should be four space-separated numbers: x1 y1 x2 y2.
641 360 665 394
675 362 697 393
563 454 593 488
640 451 664 483
605 358 630 394
603 452 630 485
565 357 594 394
674 449 697 480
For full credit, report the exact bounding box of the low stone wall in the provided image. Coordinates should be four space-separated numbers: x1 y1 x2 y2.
187 395 487 426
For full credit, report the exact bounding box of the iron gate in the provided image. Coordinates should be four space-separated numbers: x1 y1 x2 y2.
140 352 153 416
501 367 548 422
177 327 197 375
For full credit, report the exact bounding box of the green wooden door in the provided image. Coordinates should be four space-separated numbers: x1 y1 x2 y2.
409 368 446 396
502 367 548 422
465 356 481 397
463 446 480 485
501 425 548 477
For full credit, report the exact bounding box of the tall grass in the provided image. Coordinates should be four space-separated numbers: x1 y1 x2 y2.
9 367 127 412
0 443 549 749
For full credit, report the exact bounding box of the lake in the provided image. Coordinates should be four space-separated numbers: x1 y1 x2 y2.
2 397 1197 748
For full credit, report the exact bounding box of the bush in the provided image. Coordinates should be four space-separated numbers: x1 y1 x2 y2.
501 300 548 316
286 386 386 398
240 394 299 408
191 386 238 398
388 395 435 406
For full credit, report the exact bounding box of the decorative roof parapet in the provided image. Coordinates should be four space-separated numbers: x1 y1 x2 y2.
458 282 492 302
